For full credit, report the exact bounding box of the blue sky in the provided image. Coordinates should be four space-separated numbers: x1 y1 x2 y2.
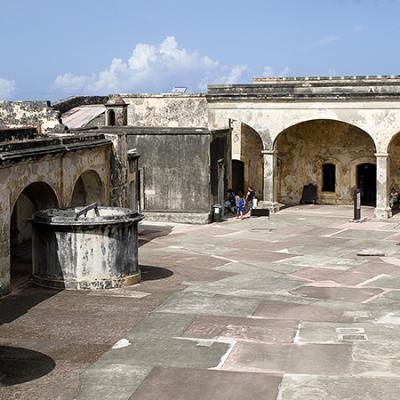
1 0 399 100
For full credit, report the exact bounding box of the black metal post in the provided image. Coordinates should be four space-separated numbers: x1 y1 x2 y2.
354 188 361 221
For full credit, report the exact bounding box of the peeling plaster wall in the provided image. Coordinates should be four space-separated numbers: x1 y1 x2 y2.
207 100 400 152
389 136 400 190
122 94 208 128
275 120 376 205
127 133 210 212
240 124 264 200
105 133 130 207
0 101 60 132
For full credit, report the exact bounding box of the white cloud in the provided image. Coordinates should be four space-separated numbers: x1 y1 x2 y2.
263 66 275 77
280 66 291 77
262 66 291 77
353 24 365 32
308 35 341 47
218 65 249 84
0 78 15 99
53 36 248 95
328 68 337 76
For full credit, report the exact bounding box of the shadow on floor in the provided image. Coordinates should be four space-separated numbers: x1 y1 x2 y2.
1 240 62 326
0 284 61 325
138 224 173 247
140 265 174 281
0 345 56 386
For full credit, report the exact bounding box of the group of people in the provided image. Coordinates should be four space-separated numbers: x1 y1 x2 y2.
390 187 399 209
225 187 257 219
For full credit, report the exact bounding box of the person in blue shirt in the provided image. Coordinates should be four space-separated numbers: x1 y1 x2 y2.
236 191 246 219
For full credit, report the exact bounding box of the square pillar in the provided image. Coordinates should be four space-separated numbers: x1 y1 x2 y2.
261 150 280 211
0 199 10 296
374 152 392 219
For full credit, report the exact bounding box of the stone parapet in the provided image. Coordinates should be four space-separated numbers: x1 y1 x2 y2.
208 75 400 101
0 133 111 166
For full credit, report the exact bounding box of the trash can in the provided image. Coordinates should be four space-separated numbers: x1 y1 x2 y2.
212 204 223 223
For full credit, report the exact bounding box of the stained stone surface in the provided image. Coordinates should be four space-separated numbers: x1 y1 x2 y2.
278 375 400 400
129 367 282 400
298 321 400 344
3 205 400 399
222 342 353 375
182 315 298 343
290 286 383 303
253 302 353 323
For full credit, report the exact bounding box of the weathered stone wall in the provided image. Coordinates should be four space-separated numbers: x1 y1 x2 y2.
389 135 400 190
105 133 130 207
0 101 60 132
240 124 264 200
126 130 211 213
127 152 140 211
53 96 107 114
0 136 112 296
122 94 208 128
84 113 105 128
207 100 400 153
275 120 376 205
0 127 36 142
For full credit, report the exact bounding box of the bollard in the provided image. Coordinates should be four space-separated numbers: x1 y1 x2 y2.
354 188 361 221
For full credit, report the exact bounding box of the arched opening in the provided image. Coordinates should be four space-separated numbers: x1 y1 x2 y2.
71 170 104 207
386 133 400 214
231 122 264 200
274 119 376 206
10 182 59 289
107 109 115 126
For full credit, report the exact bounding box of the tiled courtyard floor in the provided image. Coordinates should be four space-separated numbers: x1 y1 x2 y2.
2 205 400 399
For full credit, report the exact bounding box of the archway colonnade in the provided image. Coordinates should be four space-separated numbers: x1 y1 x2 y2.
229 117 400 219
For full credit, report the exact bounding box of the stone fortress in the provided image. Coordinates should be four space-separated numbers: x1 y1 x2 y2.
2 75 400 296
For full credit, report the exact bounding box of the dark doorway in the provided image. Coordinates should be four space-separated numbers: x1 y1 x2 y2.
322 163 336 192
357 163 376 206
10 183 59 291
108 110 116 126
232 160 245 195
210 133 228 204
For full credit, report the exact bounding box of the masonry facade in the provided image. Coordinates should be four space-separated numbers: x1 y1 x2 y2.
207 76 400 219
0 127 112 296
55 77 400 220
3 75 400 295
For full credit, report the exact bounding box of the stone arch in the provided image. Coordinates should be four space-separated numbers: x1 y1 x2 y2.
274 119 376 205
349 156 376 190
10 181 59 289
231 121 264 200
107 109 116 126
272 118 376 151
387 131 400 193
70 170 105 207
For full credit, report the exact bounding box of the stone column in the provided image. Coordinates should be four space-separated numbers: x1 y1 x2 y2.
261 150 280 211
0 188 11 296
374 152 392 219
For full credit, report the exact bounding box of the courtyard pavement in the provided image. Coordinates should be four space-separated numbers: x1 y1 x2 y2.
2 205 400 399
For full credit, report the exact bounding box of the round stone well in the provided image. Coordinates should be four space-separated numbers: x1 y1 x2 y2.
31 205 143 289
